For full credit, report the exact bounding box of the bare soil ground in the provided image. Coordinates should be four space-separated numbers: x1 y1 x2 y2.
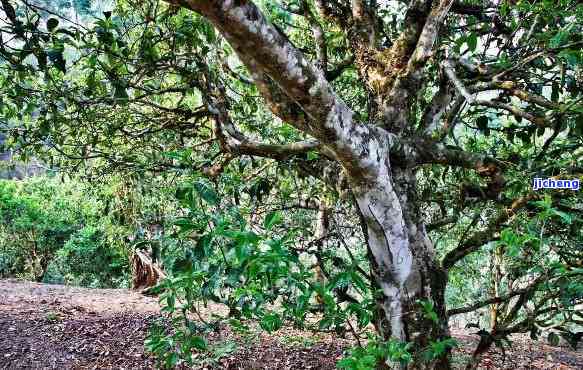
0 279 581 369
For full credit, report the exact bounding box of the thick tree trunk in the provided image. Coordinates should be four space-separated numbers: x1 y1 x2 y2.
352 159 450 369
168 1 453 367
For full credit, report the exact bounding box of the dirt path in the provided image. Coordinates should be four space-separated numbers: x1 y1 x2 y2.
1 279 581 369
0 279 349 369
0 279 159 369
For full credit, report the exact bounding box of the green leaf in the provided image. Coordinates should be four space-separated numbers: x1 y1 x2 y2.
558 50 582 67
224 230 260 246
188 335 207 350
259 312 282 332
307 150 319 161
551 82 560 102
551 209 572 224
175 184 194 205
350 271 368 293
336 357 356 369
466 33 478 52
518 130 531 144
166 352 179 368
113 83 128 102
47 18 59 32
193 181 218 205
549 24 574 48
47 49 66 73
476 116 489 131
164 292 175 311
418 299 440 324
330 271 352 290
263 211 282 230
195 233 212 259
548 332 560 346
174 218 199 235
235 242 251 262
228 318 250 334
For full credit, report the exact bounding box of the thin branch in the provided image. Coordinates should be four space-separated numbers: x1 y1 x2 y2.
442 194 539 269
473 100 548 127
448 278 542 316
442 59 475 103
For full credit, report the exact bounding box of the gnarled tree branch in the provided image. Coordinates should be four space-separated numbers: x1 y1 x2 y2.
166 0 396 179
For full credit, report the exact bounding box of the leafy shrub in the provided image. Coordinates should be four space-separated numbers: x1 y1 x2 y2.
337 339 412 370
0 176 129 287
56 226 129 288
0 178 77 281
145 177 378 366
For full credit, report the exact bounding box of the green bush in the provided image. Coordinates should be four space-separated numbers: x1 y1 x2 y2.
56 226 129 288
0 178 76 281
0 176 129 287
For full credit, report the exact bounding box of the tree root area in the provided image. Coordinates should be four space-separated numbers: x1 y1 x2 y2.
1 279 581 369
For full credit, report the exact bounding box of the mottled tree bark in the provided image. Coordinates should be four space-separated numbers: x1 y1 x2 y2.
165 1 454 368
353 161 450 369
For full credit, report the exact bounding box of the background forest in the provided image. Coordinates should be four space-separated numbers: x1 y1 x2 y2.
0 0 582 369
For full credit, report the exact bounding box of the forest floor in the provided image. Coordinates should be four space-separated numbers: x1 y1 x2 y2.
0 279 581 370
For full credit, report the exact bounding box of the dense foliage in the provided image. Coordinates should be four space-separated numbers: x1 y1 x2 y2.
0 0 582 369
0 175 129 286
